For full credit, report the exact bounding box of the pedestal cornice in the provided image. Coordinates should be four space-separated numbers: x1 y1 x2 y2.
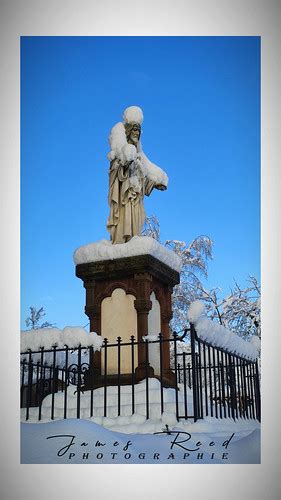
76 254 180 287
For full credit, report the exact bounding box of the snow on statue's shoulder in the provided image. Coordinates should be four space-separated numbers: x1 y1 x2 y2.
73 236 182 272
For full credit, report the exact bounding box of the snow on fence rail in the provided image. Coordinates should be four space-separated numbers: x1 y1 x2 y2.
20 326 103 353
21 325 260 425
188 301 260 361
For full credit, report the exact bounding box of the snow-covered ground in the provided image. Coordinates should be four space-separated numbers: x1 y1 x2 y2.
21 378 193 429
21 417 260 464
21 377 260 464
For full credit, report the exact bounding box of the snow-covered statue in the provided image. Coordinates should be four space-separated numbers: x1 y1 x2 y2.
106 106 168 244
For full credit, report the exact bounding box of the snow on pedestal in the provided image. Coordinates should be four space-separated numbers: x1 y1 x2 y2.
73 236 182 272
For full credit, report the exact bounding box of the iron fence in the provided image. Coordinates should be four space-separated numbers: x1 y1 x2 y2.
177 324 261 422
20 324 260 423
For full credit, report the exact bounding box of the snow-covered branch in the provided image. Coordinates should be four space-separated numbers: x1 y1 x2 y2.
143 216 260 339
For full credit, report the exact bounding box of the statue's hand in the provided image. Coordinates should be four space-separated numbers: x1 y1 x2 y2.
155 184 167 191
122 143 137 164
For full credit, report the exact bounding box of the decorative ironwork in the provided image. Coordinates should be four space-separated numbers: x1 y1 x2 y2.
67 363 90 386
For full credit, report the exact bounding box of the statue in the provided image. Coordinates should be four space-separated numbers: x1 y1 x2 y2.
106 106 168 244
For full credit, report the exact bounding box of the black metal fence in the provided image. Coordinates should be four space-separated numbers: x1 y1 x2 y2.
176 325 261 422
20 324 260 423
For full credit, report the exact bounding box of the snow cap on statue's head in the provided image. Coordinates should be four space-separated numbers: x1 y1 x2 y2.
123 106 144 125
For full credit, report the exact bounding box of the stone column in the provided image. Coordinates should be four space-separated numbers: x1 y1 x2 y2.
134 273 154 380
84 280 101 385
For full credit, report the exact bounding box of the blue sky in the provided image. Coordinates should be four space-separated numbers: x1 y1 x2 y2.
21 36 260 330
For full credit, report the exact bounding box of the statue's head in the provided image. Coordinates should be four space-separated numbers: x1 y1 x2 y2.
125 122 141 145
123 106 143 146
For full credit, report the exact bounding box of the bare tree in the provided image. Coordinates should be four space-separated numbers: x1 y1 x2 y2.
25 306 55 330
141 214 161 241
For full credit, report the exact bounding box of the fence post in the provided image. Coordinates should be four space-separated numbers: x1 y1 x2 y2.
190 323 199 422
117 336 122 416
131 335 135 415
26 350 33 421
145 338 150 419
183 352 188 419
159 333 164 415
20 359 26 409
64 346 69 420
76 345 81 419
89 346 94 418
228 353 236 421
255 359 261 422
103 338 108 417
51 346 57 420
173 333 179 421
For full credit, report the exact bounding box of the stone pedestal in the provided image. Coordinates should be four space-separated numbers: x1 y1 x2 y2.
76 254 180 388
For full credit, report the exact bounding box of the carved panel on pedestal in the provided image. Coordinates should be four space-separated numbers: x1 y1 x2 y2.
101 288 137 374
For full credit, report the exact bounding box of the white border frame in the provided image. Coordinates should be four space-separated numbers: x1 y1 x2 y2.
1 1 280 498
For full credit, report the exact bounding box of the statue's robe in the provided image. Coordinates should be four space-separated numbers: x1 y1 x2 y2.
107 158 155 244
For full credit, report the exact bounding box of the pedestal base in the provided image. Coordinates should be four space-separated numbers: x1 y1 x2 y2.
76 252 180 389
